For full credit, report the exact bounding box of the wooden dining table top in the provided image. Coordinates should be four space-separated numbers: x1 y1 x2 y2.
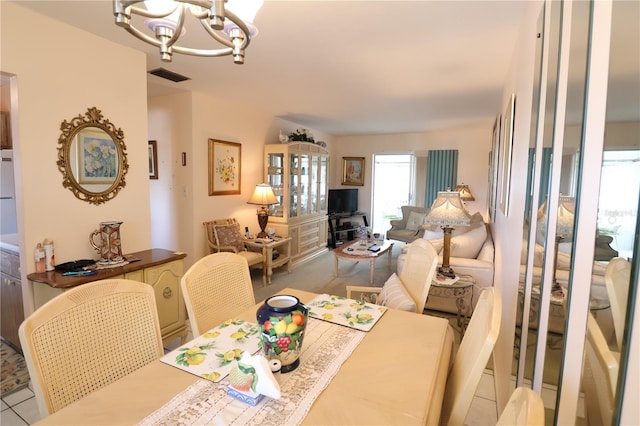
36 288 453 425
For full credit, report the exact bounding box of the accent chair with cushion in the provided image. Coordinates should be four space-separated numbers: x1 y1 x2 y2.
386 205 430 243
203 218 265 269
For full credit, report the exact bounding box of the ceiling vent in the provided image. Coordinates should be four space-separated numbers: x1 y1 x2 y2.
148 68 191 83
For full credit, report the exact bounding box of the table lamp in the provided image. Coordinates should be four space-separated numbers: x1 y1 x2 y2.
424 189 472 278
247 184 278 238
538 195 575 294
454 183 475 202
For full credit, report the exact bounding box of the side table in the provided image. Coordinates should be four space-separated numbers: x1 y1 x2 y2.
429 274 475 337
247 237 292 286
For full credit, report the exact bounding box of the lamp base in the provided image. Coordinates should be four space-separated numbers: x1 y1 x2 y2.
256 208 269 239
437 265 457 279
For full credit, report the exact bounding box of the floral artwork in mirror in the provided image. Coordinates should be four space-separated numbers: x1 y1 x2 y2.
149 140 158 179
208 139 241 195
57 107 128 205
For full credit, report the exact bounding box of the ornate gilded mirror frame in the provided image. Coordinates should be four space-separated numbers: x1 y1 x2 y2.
57 107 128 205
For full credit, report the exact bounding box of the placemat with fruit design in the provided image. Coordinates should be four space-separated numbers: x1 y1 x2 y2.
306 294 387 332
160 319 261 382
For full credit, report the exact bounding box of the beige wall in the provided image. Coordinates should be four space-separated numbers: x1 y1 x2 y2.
148 94 335 268
1 3 151 314
332 125 492 220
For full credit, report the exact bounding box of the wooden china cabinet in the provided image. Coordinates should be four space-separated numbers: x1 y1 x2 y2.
264 142 329 265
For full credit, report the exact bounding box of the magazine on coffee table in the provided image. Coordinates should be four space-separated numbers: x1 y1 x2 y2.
432 273 460 286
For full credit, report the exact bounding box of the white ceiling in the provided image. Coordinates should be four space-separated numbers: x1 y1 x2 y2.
5 1 536 135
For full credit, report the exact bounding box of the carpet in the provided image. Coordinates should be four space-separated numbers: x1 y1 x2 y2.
1 337 30 398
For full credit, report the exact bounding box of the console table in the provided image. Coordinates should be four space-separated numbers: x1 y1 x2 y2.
27 248 188 346
327 212 369 248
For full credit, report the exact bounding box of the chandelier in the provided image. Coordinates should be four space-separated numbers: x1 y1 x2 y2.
113 0 264 64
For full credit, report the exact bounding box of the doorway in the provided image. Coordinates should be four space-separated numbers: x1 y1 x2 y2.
371 154 415 235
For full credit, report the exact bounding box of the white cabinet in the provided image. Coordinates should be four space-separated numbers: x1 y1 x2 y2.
265 142 329 265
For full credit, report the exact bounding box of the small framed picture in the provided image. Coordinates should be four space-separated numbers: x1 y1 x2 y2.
342 157 365 186
148 140 158 179
76 129 118 184
209 139 241 195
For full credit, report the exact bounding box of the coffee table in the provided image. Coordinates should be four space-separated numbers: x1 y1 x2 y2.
333 239 394 284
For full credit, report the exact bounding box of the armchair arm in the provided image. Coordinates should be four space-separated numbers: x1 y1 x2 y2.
205 240 241 254
389 219 404 230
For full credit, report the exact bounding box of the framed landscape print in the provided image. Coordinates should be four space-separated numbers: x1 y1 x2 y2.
148 140 158 179
208 139 241 195
342 157 365 186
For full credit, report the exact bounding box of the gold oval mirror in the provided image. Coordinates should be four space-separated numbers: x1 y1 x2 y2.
57 107 128 205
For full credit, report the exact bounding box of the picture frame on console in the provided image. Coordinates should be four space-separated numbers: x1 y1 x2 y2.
208 139 241 196
342 157 365 186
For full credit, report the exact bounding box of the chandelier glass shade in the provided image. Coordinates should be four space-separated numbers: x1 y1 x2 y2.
113 0 263 63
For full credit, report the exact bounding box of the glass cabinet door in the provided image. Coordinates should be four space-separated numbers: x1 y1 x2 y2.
320 156 328 211
310 155 319 213
289 153 299 217
299 154 309 215
267 153 284 218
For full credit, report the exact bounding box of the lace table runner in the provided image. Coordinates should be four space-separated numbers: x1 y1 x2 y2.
139 318 365 426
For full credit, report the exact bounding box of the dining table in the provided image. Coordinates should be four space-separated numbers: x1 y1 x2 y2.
35 288 453 425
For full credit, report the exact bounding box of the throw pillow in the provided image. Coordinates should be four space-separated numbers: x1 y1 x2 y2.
213 223 245 252
449 224 487 259
405 211 426 231
424 212 485 238
377 273 417 312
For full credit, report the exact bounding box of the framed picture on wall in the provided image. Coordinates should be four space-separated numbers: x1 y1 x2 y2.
148 140 158 179
489 114 501 221
76 129 119 184
499 93 516 216
342 157 365 186
208 139 241 195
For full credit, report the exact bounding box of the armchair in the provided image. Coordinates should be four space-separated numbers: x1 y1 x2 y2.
203 218 264 269
386 206 430 243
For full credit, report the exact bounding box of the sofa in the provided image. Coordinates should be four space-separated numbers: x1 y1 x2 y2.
396 212 494 314
386 206 430 243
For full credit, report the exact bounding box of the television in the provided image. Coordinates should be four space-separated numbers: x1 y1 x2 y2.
328 189 358 214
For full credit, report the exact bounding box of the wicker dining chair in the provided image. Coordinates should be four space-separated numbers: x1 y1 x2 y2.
496 387 545 426
346 238 438 313
583 312 619 426
180 252 256 336
440 287 502 426
18 279 164 418
604 257 631 351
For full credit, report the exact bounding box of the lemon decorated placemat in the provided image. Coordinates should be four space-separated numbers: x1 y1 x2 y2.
306 294 387 332
160 319 261 382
